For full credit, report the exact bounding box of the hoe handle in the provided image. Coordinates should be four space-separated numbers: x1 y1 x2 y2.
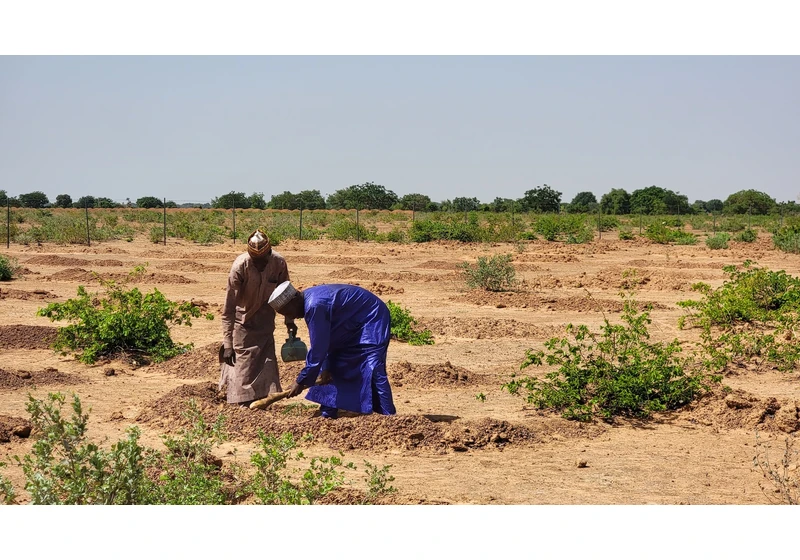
249 374 329 411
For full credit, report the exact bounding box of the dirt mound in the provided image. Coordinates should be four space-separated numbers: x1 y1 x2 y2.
179 251 240 260
349 282 404 295
0 325 58 350
624 259 725 271
389 361 480 387
290 256 383 265
570 267 716 292
136 382 540 452
513 253 579 263
0 415 32 443
160 260 226 273
0 367 84 390
415 260 460 270
450 290 666 312
680 388 800 433
45 268 196 285
329 267 454 283
147 343 222 379
419 316 564 340
0 287 57 301
25 255 125 267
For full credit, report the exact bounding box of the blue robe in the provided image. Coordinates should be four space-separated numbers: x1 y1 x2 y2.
296 284 396 415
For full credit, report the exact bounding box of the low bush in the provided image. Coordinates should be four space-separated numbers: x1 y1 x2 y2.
705 232 730 250
37 270 214 364
503 296 719 421
773 224 800 253
0 254 20 281
736 228 758 243
326 218 374 241
678 262 800 371
644 223 697 245
459 254 517 291
386 300 434 345
618 228 635 240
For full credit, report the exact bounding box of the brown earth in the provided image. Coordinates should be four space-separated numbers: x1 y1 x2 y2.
1 234 799 504
0 415 32 443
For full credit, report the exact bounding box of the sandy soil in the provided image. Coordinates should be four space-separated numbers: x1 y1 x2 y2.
1 232 799 504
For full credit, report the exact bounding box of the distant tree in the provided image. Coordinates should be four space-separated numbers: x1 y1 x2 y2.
600 188 631 215
249 192 267 210
488 197 520 212
297 190 326 210
520 184 561 213
439 199 453 212
425 201 441 212
567 191 598 213
54 194 73 208
691 200 707 213
268 191 298 210
326 182 398 210
398 193 432 211
19 191 50 208
73 196 96 209
723 189 776 215
0 190 6 206
705 199 724 213
212 192 251 209
136 196 164 208
630 186 690 215
452 197 481 212
165 200 177 208
95 197 120 208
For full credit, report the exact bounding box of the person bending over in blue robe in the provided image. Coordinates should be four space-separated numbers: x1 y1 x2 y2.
267 281 396 419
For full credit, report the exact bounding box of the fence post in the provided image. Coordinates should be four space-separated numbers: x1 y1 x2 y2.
597 208 601 240
748 206 752 230
356 207 360 242
639 213 643 235
299 205 303 240
780 207 783 229
412 203 415 223
713 213 716 234
232 196 236 244
85 199 91 247
5 198 9 248
163 198 167 245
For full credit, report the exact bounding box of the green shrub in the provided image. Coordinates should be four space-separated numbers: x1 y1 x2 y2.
326 218 373 241
503 296 719 421
736 228 758 243
149 225 164 244
705 232 730 250
363 460 396 503
565 227 594 244
678 262 800 371
386 300 434 345
459 254 517 291
14 392 152 504
644 223 697 245
618 228 635 240
0 254 20 281
36 271 213 364
774 224 800 253
249 432 356 505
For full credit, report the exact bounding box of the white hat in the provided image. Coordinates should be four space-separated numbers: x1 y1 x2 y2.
268 280 298 310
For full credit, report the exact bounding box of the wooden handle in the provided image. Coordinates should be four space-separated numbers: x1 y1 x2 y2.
248 374 329 411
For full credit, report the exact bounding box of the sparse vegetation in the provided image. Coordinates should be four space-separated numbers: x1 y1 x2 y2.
0 254 20 281
705 232 730 250
503 295 719 421
753 431 799 505
459 254 517 292
36 269 214 364
387 300 434 345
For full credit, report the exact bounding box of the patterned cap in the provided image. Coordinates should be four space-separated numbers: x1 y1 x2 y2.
247 230 271 258
268 280 298 311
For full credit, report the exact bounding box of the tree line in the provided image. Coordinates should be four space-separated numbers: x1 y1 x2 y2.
1 183 797 215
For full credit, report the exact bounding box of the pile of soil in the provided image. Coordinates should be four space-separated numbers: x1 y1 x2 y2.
329 267 455 283
624 259 725 271
419 316 564 340
147 343 223 379
0 367 84 390
513 253 579 263
414 260 460 270
388 361 480 387
0 325 58 350
449 290 666 312
25 255 125 267
681 388 800 434
0 288 57 301
45 268 196 284
290 256 383 265
349 282 404 295
160 260 226 273
178 251 241 260
0 415 32 443
136 382 539 452
571 266 718 292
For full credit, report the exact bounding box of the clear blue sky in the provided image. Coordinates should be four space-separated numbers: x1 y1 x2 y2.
1 56 798 205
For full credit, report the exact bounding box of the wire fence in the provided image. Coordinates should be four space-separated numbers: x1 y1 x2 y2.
3 197 800 249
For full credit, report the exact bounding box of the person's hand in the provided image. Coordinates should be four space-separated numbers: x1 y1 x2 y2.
223 347 236 367
287 382 304 398
287 322 298 338
319 370 332 385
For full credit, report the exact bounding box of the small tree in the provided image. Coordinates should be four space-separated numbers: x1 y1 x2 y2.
249 192 267 210
19 191 50 208
459 254 517 291
136 196 163 209
54 194 73 208
568 191 598 213
73 195 96 209
520 184 561 213
212 192 251 209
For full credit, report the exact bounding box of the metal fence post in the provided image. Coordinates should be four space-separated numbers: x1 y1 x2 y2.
232 196 236 244
85 199 91 246
597 208 601 240
5 198 9 248
639 213 643 235
356 207 360 242
299 205 303 240
163 198 167 244
713 213 716 234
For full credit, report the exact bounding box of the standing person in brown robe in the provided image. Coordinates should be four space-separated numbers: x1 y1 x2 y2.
219 230 294 407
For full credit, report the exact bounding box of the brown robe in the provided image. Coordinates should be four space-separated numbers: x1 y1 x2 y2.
219 251 290 404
